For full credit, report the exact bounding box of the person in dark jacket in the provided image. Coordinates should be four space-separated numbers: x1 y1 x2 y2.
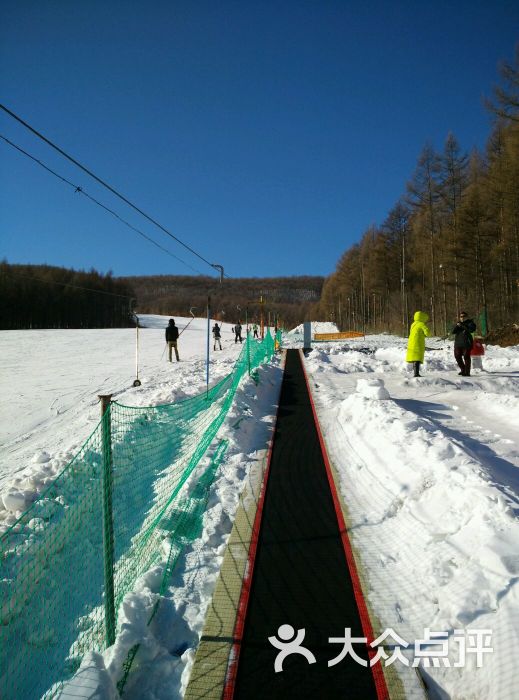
165 319 180 362
452 311 476 376
234 322 243 344
212 322 222 350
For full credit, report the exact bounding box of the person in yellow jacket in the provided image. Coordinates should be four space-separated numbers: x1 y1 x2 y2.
406 311 430 377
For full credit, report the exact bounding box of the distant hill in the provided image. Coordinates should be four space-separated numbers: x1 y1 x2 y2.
121 274 324 328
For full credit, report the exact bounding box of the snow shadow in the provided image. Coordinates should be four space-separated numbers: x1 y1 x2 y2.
395 398 519 513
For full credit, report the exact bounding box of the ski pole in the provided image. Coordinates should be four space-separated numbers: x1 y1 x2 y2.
178 307 196 337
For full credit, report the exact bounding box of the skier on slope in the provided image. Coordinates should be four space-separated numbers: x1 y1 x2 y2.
165 319 180 362
212 322 222 350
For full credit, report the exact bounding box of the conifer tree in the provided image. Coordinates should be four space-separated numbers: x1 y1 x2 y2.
406 144 442 333
438 132 469 317
383 201 411 334
487 45 519 123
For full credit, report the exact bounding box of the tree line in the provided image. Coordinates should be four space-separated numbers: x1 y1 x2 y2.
316 48 519 337
1 263 323 330
0 262 136 329
123 274 324 329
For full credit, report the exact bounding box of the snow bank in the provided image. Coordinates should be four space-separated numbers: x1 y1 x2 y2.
332 390 519 697
286 321 339 336
304 335 519 698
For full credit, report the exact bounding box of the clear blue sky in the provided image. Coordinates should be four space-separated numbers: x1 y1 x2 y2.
1 1 517 280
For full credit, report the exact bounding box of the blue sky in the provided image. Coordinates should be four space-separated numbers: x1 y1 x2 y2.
1 1 518 280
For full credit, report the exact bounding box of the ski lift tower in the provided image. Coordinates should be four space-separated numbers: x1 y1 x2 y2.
212 264 224 283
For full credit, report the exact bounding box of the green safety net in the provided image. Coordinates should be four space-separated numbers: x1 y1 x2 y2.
0 331 281 700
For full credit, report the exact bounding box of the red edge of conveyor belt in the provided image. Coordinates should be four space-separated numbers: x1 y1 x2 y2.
299 350 390 700
222 351 287 700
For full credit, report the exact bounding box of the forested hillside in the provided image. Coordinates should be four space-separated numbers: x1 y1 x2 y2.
123 274 323 328
0 262 322 330
316 49 519 336
0 262 135 329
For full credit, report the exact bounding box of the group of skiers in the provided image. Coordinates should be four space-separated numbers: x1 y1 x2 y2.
406 310 481 377
213 322 261 348
214 321 245 348
165 319 260 359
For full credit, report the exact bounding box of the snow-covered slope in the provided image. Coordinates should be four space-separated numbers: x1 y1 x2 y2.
0 317 241 494
1 322 519 698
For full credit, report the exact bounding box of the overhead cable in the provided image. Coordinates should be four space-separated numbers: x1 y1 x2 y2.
0 103 225 276
0 134 204 275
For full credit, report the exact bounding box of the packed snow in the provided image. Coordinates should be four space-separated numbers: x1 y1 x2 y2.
1 318 519 699
299 332 519 699
0 316 283 700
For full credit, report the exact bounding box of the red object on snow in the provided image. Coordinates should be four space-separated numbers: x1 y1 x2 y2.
471 338 485 356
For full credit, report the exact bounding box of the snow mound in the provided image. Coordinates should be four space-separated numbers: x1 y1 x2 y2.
356 378 390 400
58 651 118 699
2 490 29 513
32 451 51 464
287 321 339 335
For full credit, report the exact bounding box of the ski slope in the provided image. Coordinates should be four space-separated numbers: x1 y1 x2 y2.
1 319 519 698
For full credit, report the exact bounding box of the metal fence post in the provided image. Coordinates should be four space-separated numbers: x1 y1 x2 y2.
99 393 116 647
246 306 251 376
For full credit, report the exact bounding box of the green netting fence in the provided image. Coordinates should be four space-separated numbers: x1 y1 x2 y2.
0 331 281 700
